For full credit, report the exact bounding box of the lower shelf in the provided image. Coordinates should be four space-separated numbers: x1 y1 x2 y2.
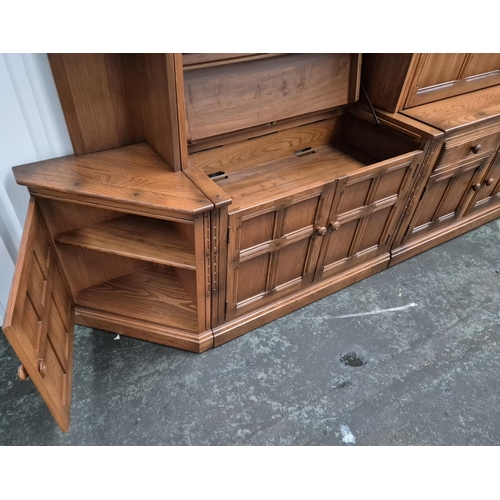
75 265 198 333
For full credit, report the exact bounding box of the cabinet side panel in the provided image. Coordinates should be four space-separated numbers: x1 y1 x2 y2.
140 54 182 171
361 54 415 113
48 54 144 155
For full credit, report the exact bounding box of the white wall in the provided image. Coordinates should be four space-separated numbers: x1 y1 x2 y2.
0 53 73 319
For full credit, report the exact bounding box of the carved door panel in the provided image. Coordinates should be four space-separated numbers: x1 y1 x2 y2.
465 148 500 216
316 152 422 281
405 54 500 108
404 155 492 242
226 184 335 320
2 198 74 432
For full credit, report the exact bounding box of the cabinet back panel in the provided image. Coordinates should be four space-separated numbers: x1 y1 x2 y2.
49 54 144 155
184 54 354 141
346 117 419 161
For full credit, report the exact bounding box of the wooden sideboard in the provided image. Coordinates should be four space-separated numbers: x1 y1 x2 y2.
3 53 500 431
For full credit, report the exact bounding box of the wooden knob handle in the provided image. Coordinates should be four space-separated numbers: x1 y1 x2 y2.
329 221 341 231
18 364 29 381
485 178 495 186
38 360 47 378
317 227 327 236
471 144 482 154
472 183 482 192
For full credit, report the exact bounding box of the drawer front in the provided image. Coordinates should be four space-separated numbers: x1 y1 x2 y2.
438 128 500 167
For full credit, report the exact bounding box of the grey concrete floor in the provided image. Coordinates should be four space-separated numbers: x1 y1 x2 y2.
1 219 499 445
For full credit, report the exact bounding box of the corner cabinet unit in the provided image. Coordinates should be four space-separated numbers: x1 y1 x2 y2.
3 53 499 432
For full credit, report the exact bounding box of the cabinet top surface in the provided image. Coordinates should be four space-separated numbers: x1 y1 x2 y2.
402 85 500 133
13 143 214 218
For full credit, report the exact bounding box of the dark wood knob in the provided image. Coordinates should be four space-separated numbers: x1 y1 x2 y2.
471 144 482 154
329 221 341 231
485 178 495 186
317 226 327 236
18 364 29 381
472 183 482 192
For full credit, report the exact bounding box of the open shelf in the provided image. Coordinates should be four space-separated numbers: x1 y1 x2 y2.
55 214 196 270
75 265 198 333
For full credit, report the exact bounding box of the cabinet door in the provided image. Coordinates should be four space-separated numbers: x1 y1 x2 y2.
316 152 421 280
404 155 491 242
415 54 467 89
226 184 335 320
2 198 74 432
405 53 500 108
465 148 500 216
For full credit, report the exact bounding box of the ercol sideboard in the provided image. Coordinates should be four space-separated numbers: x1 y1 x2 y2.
3 53 500 431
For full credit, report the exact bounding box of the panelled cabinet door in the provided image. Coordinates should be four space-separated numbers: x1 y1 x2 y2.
405 54 500 108
2 198 74 432
316 152 422 281
404 155 492 243
465 148 500 215
226 184 335 320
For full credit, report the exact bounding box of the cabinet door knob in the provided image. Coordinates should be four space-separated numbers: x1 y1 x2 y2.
472 183 482 192
317 226 327 236
471 144 482 154
485 178 495 186
18 364 29 381
329 221 341 231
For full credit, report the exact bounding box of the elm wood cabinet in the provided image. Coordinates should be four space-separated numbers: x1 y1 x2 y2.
3 144 216 431
4 53 494 432
388 85 500 265
184 56 433 342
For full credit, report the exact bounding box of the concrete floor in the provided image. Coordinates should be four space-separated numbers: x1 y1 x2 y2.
1 219 499 445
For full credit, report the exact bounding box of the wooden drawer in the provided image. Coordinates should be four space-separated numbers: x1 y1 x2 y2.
437 128 500 167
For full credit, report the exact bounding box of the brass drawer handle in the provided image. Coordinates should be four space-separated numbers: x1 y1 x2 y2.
485 178 495 186
471 144 482 154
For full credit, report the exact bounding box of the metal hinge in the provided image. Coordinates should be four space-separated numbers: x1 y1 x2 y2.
227 226 230 245
225 301 228 314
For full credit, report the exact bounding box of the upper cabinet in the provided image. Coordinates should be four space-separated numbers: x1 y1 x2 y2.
362 53 500 113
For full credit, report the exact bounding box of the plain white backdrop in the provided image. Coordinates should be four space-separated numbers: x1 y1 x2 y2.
0 53 73 318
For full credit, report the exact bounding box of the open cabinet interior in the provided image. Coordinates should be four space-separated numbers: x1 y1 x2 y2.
189 109 422 213
36 198 205 338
